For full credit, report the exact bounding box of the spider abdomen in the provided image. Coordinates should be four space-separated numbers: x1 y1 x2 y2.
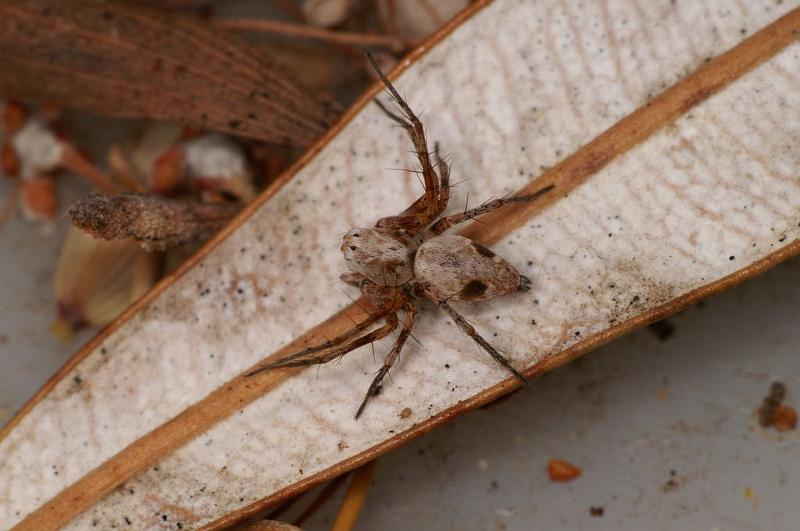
414 235 530 303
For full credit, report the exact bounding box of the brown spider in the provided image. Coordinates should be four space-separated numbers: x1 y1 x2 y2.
247 52 554 418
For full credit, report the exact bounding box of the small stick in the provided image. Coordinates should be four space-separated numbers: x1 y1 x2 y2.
68 193 241 251
290 474 350 527
60 143 121 194
215 18 405 52
331 460 378 531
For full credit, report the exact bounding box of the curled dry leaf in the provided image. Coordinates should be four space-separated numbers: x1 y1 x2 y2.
52 226 157 340
68 193 242 251
0 0 341 147
3 1 800 530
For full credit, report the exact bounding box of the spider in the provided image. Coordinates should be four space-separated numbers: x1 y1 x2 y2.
247 52 554 418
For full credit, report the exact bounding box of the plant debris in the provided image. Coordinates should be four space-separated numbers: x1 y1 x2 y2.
758 381 798 432
68 193 242 251
52 226 156 339
0 1 340 147
661 469 679 492
547 459 582 482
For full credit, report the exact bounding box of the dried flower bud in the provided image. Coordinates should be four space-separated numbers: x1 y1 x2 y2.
11 119 64 178
302 0 354 27
69 193 242 251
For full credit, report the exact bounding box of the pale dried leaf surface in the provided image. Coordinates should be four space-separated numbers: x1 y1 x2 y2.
3 0 800 529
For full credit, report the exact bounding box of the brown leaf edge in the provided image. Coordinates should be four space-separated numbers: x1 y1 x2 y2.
5 3 800 530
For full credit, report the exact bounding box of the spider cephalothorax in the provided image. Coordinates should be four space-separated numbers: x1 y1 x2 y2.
248 52 554 418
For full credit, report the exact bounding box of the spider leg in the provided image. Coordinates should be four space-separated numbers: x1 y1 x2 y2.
355 301 417 419
365 51 448 235
429 184 555 235
245 312 386 377
433 141 450 212
245 312 398 376
436 298 527 383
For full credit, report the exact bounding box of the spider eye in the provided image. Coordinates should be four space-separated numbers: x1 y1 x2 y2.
350 245 357 251
353 233 360 237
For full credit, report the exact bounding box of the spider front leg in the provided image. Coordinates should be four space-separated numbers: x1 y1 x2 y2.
365 51 449 236
429 184 555 236
436 298 527 384
355 300 417 419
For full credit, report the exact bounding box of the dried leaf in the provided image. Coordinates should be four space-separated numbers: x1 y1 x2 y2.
52 226 157 338
3 1 800 530
0 0 340 147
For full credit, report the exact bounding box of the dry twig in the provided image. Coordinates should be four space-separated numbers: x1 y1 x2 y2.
216 18 405 52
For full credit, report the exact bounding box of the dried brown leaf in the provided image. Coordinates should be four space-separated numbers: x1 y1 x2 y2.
0 0 341 147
